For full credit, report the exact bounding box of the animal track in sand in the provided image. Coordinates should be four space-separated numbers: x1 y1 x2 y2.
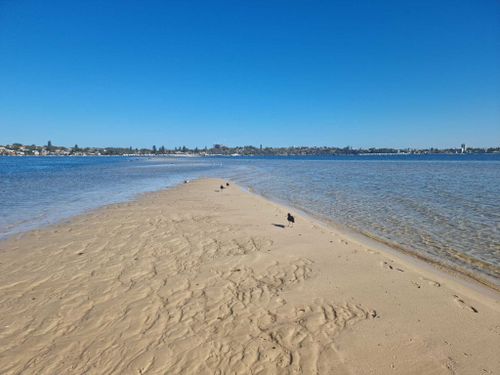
411 281 422 289
419 276 441 287
411 276 440 289
453 295 478 313
381 261 404 272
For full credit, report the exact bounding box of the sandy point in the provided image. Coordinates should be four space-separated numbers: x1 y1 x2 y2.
0 178 498 374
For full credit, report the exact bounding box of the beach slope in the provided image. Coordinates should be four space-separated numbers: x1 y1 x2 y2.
0 179 498 374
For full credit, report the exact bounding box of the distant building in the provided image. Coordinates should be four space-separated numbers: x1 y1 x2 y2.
461 143 466 153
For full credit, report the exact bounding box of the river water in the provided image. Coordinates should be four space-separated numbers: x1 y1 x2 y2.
1 154 499 284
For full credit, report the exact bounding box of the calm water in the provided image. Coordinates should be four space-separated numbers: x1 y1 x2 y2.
0 157 218 239
1 155 499 283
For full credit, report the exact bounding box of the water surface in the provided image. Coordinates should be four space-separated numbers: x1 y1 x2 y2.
1 154 499 284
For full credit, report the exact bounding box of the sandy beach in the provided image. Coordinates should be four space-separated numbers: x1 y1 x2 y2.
0 178 498 374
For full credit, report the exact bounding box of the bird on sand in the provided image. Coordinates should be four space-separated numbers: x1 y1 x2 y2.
226 182 230 187
220 185 225 190
287 213 295 227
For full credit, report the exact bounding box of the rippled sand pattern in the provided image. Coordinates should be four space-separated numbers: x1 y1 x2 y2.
1 179 498 375
0 184 372 374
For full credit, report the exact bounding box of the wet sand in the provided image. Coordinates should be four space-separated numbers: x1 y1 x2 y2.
0 178 499 374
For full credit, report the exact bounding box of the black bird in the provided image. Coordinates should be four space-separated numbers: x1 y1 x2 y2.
226 182 230 187
220 185 225 190
287 213 295 227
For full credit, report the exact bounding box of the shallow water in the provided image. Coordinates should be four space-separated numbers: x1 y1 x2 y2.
215 155 500 282
0 157 217 239
1 154 499 282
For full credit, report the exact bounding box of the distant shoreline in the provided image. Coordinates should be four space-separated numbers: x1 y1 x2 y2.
1 151 499 157
2 142 499 157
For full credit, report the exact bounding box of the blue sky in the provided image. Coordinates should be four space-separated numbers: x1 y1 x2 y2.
0 0 498 149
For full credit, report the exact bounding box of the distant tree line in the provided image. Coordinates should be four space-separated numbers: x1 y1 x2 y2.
1 141 499 157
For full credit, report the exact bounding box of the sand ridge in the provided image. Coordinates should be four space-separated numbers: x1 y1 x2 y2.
0 179 499 374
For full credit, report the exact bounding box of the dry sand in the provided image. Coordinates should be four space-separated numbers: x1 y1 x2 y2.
0 178 499 374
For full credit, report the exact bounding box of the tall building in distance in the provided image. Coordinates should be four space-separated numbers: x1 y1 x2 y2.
461 143 466 153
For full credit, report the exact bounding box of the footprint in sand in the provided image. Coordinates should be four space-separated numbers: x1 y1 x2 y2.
419 277 441 287
381 261 404 272
412 277 441 289
453 295 478 313
411 281 421 289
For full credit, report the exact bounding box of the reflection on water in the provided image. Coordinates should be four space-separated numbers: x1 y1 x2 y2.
1 154 499 283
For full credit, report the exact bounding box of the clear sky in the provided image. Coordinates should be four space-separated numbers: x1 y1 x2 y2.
0 0 499 149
